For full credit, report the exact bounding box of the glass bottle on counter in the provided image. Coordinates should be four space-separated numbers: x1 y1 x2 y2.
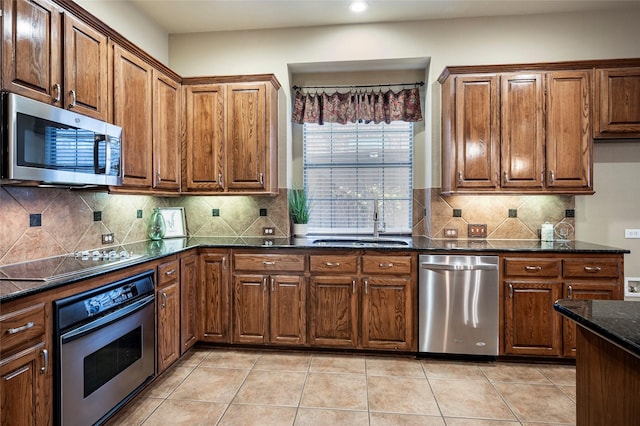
148 208 166 240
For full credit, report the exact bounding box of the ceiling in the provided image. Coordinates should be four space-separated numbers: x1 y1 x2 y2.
129 0 640 34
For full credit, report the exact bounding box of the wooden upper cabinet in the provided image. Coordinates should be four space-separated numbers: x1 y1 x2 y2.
111 43 154 188
446 74 500 191
440 64 594 195
182 76 279 195
545 70 592 191
500 73 544 189
63 13 108 120
2 0 63 105
183 84 226 191
153 70 181 190
594 67 640 138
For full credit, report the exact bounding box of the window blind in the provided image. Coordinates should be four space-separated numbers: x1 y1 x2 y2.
303 121 413 234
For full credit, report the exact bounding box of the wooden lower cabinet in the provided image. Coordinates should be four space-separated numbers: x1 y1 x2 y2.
156 259 181 373
180 253 199 354
199 251 231 343
308 275 359 348
233 273 306 345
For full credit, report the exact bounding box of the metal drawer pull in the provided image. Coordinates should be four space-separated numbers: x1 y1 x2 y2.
162 292 167 308
7 322 35 335
524 265 542 271
504 171 509 183
218 173 224 189
549 170 555 184
165 269 176 276
263 261 276 266
259 173 264 185
584 266 602 273
263 277 268 291
509 283 514 298
270 277 275 291
40 349 49 374
458 171 463 184
352 280 356 294
379 263 394 268
364 280 369 294
324 262 340 267
568 285 573 299
53 83 61 102
69 90 77 108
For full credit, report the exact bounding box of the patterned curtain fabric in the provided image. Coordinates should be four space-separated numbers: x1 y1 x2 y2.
291 87 423 125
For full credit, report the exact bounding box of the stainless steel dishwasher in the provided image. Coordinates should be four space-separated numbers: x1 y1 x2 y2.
418 254 499 356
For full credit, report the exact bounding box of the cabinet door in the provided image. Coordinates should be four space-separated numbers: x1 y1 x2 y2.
233 274 269 344
546 70 592 191
183 84 225 191
270 275 306 345
2 0 62 105
112 44 153 187
157 281 180 373
199 253 231 342
63 13 108 120
500 73 544 189
0 342 47 426
309 276 358 348
595 67 640 138
180 253 199 354
562 282 620 357
453 75 500 190
153 71 181 190
362 277 414 350
226 83 267 191
504 280 562 356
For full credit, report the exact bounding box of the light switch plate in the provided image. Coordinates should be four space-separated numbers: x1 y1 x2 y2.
468 224 487 238
625 229 640 238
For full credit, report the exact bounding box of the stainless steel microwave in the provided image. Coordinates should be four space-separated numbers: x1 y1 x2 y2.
1 92 122 187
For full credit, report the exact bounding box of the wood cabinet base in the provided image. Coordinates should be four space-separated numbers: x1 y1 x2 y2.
575 326 640 425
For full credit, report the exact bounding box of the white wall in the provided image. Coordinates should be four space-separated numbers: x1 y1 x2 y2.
75 0 169 64
169 7 640 277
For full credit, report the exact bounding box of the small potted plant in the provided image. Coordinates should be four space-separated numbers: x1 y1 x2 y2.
288 188 310 237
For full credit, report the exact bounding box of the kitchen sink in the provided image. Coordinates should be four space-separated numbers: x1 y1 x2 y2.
311 238 411 247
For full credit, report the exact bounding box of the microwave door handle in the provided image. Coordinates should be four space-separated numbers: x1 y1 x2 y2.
105 135 112 175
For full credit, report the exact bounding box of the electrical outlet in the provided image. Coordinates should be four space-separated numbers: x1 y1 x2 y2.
625 229 640 239
444 228 458 238
102 233 114 244
468 224 487 238
263 227 274 235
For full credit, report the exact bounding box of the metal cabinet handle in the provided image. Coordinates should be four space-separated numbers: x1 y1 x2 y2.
524 265 542 271
509 283 514 298
161 292 167 308
364 280 369 294
549 170 555 184
69 90 77 108
222 257 227 270
263 261 276 266
218 172 224 189
263 277 268 291
270 277 275 291
504 171 509 183
324 262 340 267
378 263 394 269
53 83 61 102
584 266 602 273
458 171 463 185
157 171 161 184
568 285 573 299
7 322 35 335
352 280 356 294
165 269 176 276
259 173 264 185
40 349 49 374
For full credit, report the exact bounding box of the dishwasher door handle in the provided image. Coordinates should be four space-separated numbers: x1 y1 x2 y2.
420 262 498 271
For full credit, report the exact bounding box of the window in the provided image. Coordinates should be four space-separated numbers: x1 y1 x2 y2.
303 121 413 235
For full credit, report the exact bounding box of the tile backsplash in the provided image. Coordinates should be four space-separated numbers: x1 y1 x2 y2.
0 185 574 265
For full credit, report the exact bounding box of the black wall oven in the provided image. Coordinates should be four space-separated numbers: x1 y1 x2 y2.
53 270 155 426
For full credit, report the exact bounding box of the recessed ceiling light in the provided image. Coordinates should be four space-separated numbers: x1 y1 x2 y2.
349 1 368 13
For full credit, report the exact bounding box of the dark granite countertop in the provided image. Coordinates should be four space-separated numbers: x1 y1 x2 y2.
0 236 629 303
554 299 640 358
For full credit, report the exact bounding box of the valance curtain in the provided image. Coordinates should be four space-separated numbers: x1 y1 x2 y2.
291 87 423 125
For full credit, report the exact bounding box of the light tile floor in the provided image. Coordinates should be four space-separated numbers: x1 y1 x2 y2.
107 348 576 426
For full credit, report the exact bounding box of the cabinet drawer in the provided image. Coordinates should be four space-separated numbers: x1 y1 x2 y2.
504 258 562 277
362 256 412 275
1 303 46 355
310 255 358 274
158 259 180 286
563 259 621 278
234 254 305 272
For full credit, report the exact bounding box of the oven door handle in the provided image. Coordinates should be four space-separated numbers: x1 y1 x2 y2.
60 294 154 343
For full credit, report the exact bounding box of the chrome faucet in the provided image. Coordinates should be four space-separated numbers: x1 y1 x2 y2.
373 199 380 239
